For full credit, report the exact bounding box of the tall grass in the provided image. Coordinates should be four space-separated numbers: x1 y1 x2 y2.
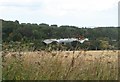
2 49 118 80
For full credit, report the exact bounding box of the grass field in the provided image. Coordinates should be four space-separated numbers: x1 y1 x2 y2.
2 50 118 80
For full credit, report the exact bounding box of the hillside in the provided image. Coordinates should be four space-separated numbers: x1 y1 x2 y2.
2 19 119 50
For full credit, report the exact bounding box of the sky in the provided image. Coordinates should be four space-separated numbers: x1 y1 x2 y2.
0 0 119 27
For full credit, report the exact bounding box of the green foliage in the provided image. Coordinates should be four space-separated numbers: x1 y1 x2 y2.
2 20 119 50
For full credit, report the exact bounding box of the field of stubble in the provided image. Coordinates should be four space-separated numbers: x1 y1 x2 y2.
2 50 118 80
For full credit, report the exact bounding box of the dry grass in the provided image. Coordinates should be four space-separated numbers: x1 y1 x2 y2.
2 50 118 80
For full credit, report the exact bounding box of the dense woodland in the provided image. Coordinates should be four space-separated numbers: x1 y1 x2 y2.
2 19 120 51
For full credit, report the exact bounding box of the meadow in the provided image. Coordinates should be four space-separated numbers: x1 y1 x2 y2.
2 50 118 80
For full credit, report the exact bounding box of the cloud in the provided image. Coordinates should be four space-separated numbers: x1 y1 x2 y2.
0 0 119 27
0 0 43 11
41 0 119 16
1 0 119 12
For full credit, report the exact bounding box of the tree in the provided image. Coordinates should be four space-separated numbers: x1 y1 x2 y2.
99 40 109 50
15 20 19 24
51 24 58 27
2 19 119 50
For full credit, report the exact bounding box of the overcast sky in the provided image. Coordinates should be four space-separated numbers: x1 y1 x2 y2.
0 0 119 27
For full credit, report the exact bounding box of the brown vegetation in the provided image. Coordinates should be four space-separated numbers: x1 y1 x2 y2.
2 50 118 80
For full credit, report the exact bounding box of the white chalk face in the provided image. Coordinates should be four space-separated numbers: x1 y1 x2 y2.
43 38 89 44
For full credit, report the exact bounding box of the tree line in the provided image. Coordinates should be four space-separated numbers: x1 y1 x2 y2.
2 19 119 51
